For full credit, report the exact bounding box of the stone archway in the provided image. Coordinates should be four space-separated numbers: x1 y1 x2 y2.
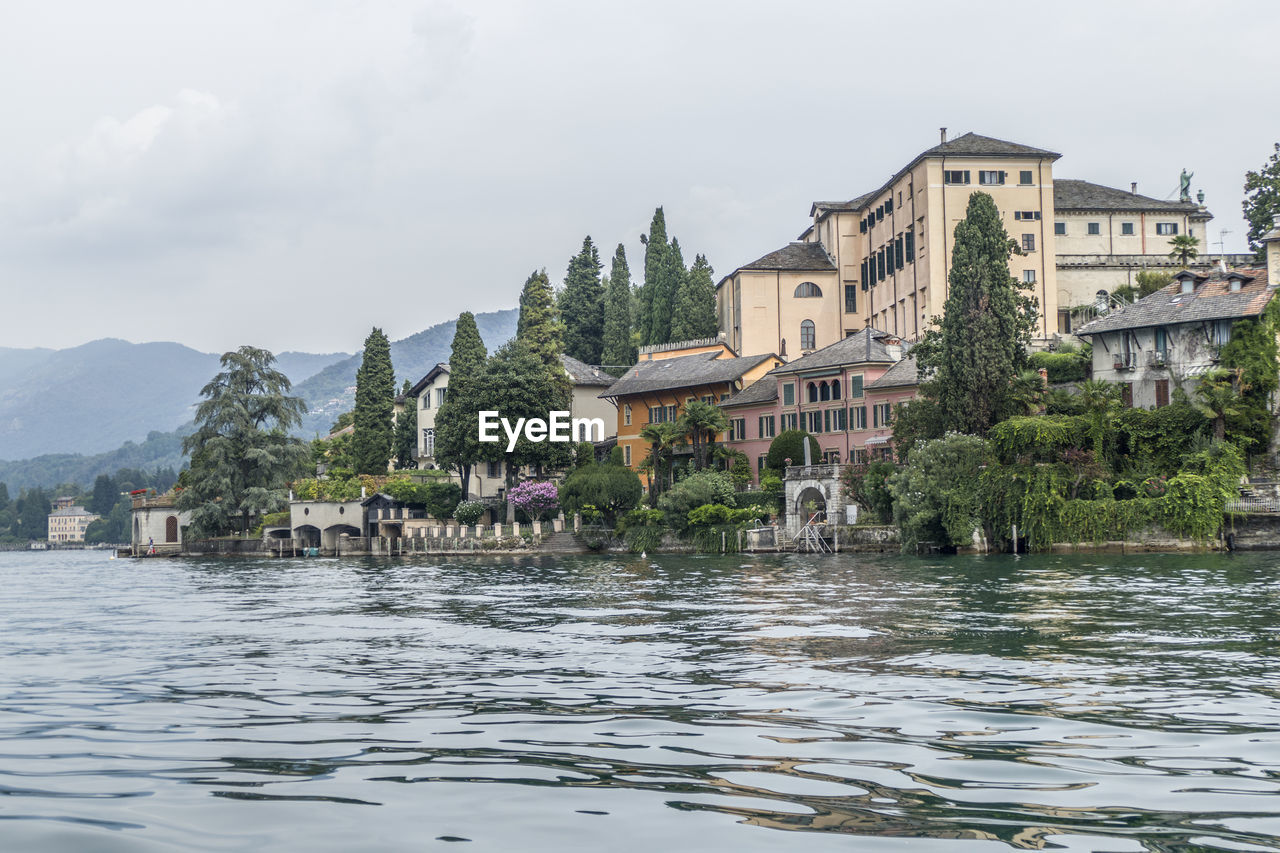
794 485 828 523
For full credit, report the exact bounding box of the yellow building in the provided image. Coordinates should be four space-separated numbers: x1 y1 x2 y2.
599 338 782 486
48 500 98 543
718 131 1062 354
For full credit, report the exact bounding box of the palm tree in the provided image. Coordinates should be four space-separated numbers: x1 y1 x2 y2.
1195 369 1243 442
1078 379 1121 456
639 421 682 500
676 400 728 471
1168 234 1200 267
1007 369 1046 417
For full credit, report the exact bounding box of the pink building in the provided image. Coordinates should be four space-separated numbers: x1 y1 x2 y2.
720 328 919 482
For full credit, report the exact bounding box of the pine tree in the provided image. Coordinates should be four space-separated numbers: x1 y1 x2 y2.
650 237 686 344
914 192 1037 435
516 269 564 379
560 236 605 363
392 379 419 469
351 328 396 474
602 243 635 366
638 207 668 346
177 347 308 535
434 312 488 498
671 253 718 342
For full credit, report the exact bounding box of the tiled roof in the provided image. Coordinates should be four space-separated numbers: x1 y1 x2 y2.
720 376 778 408
867 354 920 390
560 353 614 387
740 242 836 272
49 506 92 517
769 327 899 375
407 363 449 397
919 132 1059 160
1076 270 1275 335
1055 179 1206 215
600 352 776 398
810 190 877 218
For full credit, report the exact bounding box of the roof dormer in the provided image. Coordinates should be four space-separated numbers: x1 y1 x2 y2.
1172 270 1207 295
1226 271 1251 292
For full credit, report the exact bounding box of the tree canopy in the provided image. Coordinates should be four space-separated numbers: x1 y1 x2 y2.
392 379 418 470
1244 142 1280 256
560 236 605 364
177 346 308 535
434 312 488 497
516 269 564 377
671 253 718 342
352 328 395 474
602 243 635 367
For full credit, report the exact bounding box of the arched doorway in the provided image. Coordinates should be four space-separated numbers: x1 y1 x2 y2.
165 516 179 543
795 486 827 523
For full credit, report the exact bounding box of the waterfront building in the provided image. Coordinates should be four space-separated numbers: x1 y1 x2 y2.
47 499 98 543
1053 179 1251 328
717 131 1062 355
599 338 782 487
1075 268 1277 409
129 493 193 555
1264 214 1280 285
405 354 617 499
720 328 919 483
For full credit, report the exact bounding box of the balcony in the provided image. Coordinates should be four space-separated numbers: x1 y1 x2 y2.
1112 353 1136 371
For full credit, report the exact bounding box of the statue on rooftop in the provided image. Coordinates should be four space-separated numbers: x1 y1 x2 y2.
1179 168 1193 202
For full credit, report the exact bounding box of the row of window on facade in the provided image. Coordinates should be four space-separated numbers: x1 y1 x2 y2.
755 446 895 470
860 232 917 290
420 388 448 409
728 403 896 443
943 169 1038 187
1054 221 1179 236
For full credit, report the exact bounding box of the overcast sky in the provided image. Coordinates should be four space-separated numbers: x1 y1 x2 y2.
2 0 1277 355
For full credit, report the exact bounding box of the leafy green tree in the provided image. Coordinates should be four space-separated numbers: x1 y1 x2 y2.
560 236 605 364
1168 234 1200 267
12 486 51 540
1244 142 1280 257
0 482 8 510
558 461 643 526
671 253 718 342
1135 270 1174 297
434 312 488 498
1195 369 1246 443
657 469 736 531
676 399 727 470
638 207 669 346
841 459 897 523
472 340 572 520
329 410 354 434
392 379 419 470
914 192 1037 434
352 328 395 474
602 244 636 366
516 270 564 378
765 430 821 473
1219 301 1280 452
177 346 308 536
889 433 988 552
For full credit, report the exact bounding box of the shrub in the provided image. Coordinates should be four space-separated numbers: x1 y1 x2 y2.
760 473 783 494
687 503 733 526
841 459 896 523
453 500 486 526
559 462 643 524
508 480 559 521
658 470 736 531
765 430 821 472
889 433 989 552
1029 351 1089 383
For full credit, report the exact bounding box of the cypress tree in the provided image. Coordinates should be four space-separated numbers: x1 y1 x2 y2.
516 269 564 379
671 252 718 342
639 207 668 346
434 312 488 498
392 379 418 469
560 236 605 363
915 192 1036 434
351 327 396 474
602 243 635 366
650 237 685 344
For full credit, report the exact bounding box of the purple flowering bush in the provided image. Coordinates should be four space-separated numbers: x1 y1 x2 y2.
508 480 559 521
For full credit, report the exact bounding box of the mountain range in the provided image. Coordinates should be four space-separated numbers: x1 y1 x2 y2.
0 308 519 490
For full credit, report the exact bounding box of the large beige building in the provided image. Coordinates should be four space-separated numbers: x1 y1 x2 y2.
48 497 98 543
718 131 1061 355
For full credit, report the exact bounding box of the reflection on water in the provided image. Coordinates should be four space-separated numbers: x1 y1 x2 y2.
1 550 1279 851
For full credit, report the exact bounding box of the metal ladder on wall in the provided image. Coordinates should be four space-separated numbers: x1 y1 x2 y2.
795 513 832 553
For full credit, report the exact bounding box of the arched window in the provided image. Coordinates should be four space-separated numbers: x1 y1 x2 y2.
800 320 816 350
819 382 831 402
807 382 818 403
794 281 822 298
832 380 841 400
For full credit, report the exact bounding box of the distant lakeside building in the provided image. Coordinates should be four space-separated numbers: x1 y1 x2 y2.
47 496 98 543
717 129 1247 359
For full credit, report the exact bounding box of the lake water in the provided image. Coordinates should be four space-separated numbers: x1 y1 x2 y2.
1 550 1278 851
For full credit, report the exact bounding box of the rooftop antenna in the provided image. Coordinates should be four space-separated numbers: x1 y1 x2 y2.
1218 228 1231 257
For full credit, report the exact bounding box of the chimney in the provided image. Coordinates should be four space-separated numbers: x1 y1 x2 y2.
1130 182 1137 194
940 127 947 144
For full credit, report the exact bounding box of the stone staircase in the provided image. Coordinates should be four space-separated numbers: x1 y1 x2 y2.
539 530 589 554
